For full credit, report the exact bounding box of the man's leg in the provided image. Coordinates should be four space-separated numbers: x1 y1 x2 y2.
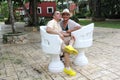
69 36 75 46
64 52 70 67
62 36 77 76
64 36 78 54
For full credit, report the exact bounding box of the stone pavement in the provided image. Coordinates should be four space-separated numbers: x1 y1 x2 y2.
0 27 120 80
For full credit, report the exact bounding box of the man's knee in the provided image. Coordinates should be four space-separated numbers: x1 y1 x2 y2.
71 36 75 41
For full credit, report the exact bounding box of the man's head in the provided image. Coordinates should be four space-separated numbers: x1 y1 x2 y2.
53 11 61 21
62 9 71 21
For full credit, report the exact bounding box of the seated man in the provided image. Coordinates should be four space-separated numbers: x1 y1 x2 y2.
46 11 79 76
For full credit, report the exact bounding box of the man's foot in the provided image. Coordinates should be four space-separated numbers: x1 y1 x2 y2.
64 67 76 76
64 45 78 55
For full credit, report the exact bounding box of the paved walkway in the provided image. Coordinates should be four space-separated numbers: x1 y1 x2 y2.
0 27 120 80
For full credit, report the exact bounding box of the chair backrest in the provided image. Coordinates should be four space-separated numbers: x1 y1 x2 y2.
40 26 62 54
40 26 47 40
72 23 94 48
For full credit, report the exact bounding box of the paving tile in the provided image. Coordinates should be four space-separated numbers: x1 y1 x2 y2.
5 67 16 77
76 77 89 80
0 75 18 80
95 73 119 80
0 69 6 78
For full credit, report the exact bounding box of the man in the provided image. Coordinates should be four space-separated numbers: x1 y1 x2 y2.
60 9 81 76
46 11 78 76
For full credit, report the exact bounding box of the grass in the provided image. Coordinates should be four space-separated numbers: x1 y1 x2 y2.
79 19 120 29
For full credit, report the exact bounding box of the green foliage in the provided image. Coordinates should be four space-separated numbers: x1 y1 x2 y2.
79 19 120 29
75 0 91 18
84 10 91 18
89 0 120 19
70 15 79 23
76 10 92 18
101 0 120 19
38 17 52 26
0 1 9 18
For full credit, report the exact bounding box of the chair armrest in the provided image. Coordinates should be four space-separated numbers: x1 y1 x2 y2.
40 26 63 54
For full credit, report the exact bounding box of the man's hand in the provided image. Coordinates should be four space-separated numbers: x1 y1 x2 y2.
66 26 81 33
61 31 71 37
58 33 64 40
66 30 72 33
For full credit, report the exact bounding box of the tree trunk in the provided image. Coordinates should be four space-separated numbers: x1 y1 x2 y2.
88 0 93 15
29 0 38 26
33 0 38 26
8 0 15 33
92 0 105 21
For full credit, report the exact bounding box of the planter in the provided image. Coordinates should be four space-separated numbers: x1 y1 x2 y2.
2 32 28 44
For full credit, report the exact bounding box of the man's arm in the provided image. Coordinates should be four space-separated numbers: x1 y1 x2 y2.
67 19 81 33
46 27 64 40
67 26 81 33
46 27 59 34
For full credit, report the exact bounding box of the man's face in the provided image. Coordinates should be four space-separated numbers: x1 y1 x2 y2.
54 11 61 20
62 13 70 21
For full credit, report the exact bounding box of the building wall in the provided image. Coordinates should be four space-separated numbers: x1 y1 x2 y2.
37 2 56 17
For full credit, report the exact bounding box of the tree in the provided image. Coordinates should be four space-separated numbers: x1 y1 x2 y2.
101 0 120 19
88 0 120 21
0 0 40 27
88 0 105 21
57 0 64 10
0 1 9 18
29 0 38 26
8 0 16 33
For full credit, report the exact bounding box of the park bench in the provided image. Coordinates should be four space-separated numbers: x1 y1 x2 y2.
40 23 94 73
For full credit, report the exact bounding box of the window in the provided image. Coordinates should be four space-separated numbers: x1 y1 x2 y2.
37 7 42 14
47 7 54 14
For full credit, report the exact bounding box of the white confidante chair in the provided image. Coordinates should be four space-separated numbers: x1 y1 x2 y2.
72 23 94 66
40 26 64 73
40 23 94 73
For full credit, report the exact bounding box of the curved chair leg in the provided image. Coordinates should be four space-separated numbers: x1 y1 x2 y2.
48 54 64 73
74 48 88 66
